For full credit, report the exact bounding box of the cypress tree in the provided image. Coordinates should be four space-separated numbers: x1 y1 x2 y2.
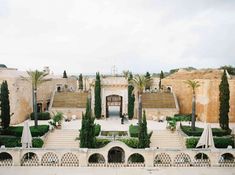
79 98 96 148
79 74 83 90
138 110 151 148
0 81 10 129
128 73 135 119
159 70 164 90
145 72 151 90
219 70 230 130
94 72 102 119
63 70 68 78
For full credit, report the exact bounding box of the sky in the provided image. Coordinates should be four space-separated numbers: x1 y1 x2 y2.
0 0 234 75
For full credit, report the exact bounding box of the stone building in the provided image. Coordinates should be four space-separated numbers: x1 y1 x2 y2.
162 69 235 122
1 65 234 124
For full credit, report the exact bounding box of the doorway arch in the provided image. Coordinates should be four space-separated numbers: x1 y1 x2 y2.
106 95 122 118
108 146 125 163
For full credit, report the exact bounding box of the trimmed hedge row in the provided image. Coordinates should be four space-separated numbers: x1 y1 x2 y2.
0 136 44 148
167 114 191 122
95 138 111 148
3 125 49 137
118 138 139 148
129 124 139 137
186 137 234 148
181 125 231 137
30 112 50 120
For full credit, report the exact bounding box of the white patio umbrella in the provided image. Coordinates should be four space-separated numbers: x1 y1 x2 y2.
21 121 32 148
196 124 215 148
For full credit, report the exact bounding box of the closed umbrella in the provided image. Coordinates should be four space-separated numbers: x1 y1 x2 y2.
196 124 215 148
21 121 32 148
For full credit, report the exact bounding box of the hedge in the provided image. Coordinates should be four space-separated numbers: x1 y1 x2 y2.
181 125 231 137
0 136 44 148
95 124 101 136
118 138 139 148
30 112 50 120
95 138 111 148
3 125 49 137
166 114 191 122
186 137 234 148
129 124 139 137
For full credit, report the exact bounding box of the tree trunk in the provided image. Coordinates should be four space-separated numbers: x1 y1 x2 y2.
138 94 142 125
33 88 38 127
191 94 196 131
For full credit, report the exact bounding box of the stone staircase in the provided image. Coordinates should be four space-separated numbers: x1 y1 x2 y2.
150 130 184 149
43 129 79 149
52 92 88 108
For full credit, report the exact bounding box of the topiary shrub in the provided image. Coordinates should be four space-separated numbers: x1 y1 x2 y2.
30 112 50 120
32 138 44 148
129 124 139 137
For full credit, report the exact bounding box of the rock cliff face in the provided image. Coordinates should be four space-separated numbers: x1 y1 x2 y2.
162 69 235 123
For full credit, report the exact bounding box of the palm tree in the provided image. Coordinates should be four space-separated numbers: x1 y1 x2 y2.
184 80 200 131
22 70 48 127
130 74 152 124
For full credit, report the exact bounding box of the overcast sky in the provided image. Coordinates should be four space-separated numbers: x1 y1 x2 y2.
0 0 234 75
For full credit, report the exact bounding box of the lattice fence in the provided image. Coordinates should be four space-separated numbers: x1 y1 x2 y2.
61 152 79 167
173 153 191 167
0 152 13 166
154 153 171 167
41 152 59 166
219 153 235 167
21 152 39 166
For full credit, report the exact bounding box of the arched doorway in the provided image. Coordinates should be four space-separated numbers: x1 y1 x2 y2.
106 95 122 118
108 147 125 163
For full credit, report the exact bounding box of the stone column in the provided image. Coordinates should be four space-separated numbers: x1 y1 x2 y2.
144 148 154 167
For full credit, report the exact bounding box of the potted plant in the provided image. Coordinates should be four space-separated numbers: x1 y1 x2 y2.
49 112 63 129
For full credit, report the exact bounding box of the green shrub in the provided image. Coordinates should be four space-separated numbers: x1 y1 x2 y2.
118 138 139 148
186 137 234 148
167 114 191 122
3 125 49 137
129 124 139 137
181 125 231 137
95 138 111 148
0 136 21 147
32 138 44 148
30 112 50 120
0 136 44 148
95 124 101 136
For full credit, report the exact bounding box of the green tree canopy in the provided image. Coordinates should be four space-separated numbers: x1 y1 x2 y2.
219 70 230 130
0 81 10 129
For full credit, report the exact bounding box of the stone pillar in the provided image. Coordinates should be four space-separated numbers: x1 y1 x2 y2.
144 148 154 167
12 149 21 166
209 150 220 167
79 149 88 167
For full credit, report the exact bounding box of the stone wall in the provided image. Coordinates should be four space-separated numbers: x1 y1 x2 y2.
162 77 235 123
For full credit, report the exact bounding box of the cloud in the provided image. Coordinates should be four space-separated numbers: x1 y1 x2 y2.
0 0 234 74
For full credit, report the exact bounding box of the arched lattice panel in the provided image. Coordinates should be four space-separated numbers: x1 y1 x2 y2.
88 153 105 163
21 152 39 166
128 153 145 163
219 153 235 167
193 153 210 167
174 153 191 167
61 153 79 167
41 152 59 166
154 153 171 167
0 152 13 166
